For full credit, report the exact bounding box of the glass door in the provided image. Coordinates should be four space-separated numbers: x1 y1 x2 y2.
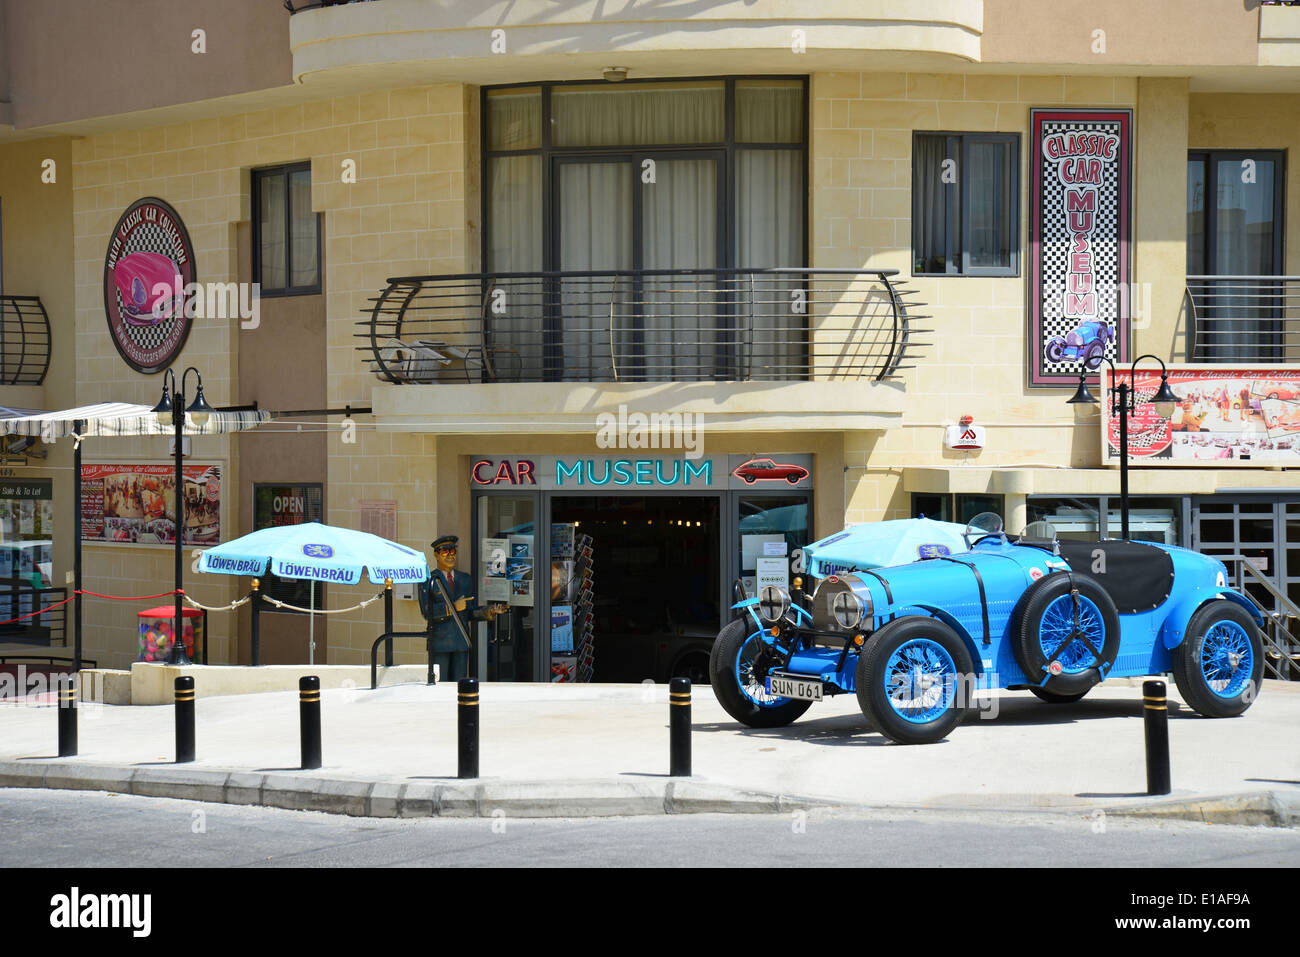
475 492 540 682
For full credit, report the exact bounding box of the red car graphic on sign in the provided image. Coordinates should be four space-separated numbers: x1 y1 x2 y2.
732 458 809 485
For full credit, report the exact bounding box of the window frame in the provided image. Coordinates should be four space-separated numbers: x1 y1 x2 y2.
252 162 323 297
480 76 810 274
911 131 1021 278
1186 149 1286 277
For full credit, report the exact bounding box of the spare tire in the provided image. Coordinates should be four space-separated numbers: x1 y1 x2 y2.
1012 573 1121 697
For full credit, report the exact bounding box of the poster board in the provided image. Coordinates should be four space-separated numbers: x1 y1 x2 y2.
82 463 221 545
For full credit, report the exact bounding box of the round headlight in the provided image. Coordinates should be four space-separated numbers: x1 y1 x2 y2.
831 590 865 629
758 585 791 624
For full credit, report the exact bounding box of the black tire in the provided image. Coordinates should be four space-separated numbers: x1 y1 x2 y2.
708 618 812 728
1171 602 1264 718
1012 573 1121 697
743 475 756 484
1028 686 1089 704
1045 339 1066 363
855 616 975 745
785 473 801 484
1083 342 1105 370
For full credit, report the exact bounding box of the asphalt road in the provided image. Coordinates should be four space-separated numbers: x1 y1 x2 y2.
1 788 1296 868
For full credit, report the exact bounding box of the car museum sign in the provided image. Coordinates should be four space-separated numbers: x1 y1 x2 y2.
470 455 813 491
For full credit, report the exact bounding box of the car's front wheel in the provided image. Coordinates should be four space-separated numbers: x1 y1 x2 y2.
708 618 812 728
1171 602 1263 718
855 616 975 745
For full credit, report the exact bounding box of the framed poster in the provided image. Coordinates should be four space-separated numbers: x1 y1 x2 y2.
1101 365 1300 466
1029 109 1132 388
82 463 221 545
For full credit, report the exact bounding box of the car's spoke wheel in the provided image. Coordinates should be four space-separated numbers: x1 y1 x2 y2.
1012 573 1120 697
856 616 975 745
1045 339 1065 363
1172 603 1263 718
708 618 812 728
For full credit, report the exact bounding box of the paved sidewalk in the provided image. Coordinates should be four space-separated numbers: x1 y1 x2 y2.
1 678 1297 824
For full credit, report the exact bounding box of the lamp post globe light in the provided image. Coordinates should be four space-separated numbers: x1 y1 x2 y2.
1068 353 1179 542
151 366 215 666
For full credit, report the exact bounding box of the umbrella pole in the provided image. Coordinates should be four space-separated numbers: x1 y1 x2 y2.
309 580 315 666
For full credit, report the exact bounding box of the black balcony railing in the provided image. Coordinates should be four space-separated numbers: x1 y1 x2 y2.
1184 275 1300 363
0 296 52 386
357 268 928 385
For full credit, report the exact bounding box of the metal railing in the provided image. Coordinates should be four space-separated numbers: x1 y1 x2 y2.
1184 275 1300 364
1220 555 1300 681
0 583 68 647
0 296 52 386
357 268 927 384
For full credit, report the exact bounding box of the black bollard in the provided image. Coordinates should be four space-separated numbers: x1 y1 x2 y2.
669 677 691 777
299 676 321 770
458 678 479 779
251 578 262 666
1143 679 1170 795
174 676 195 763
383 578 394 668
57 674 77 757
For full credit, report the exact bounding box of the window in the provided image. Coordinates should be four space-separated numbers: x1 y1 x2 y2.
912 133 1019 276
252 484 324 610
253 163 321 296
1186 150 1286 362
910 493 1005 526
483 78 807 381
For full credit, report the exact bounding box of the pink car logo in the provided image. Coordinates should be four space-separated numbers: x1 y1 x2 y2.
113 251 182 325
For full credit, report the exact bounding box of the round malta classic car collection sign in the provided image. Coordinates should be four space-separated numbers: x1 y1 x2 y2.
102 197 197 374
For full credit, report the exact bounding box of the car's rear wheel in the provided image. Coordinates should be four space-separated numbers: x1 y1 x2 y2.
1012 574 1120 697
708 618 812 728
1082 341 1105 370
1171 602 1263 718
856 616 975 745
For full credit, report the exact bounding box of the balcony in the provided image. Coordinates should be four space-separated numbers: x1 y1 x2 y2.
358 268 925 434
1184 275 1299 364
288 1 984 88
0 297 52 387
1260 1 1300 67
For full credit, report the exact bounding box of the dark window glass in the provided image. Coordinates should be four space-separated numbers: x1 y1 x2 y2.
254 163 321 295
252 484 324 610
913 132 1019 276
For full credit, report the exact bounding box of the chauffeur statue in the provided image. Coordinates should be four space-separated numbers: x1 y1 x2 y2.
418 535 504 682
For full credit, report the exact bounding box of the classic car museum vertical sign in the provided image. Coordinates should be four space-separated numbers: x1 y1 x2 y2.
1028 109 1132 388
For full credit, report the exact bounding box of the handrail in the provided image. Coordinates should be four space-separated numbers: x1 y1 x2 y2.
369 629 433 690
0 654 96 669
1218 554 1300 680
1183 275 1299 364
358 267 925 385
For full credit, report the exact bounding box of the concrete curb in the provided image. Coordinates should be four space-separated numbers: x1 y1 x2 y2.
1 761 1294 826
1107 791 1300 828
0 761 837 819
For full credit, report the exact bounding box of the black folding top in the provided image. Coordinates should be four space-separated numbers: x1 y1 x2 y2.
1056 540 1176 615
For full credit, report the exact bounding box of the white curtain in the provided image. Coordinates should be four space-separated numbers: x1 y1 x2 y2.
1211 158 1278 360
735 82 803 143
487 155 543 378
559 162 633 379
486 89 542 151
552 84 724 146
641 158 717 379
913 135 952 274
289 169 317 288
736 149 803 379
966 140 1012 271
258 172 286 289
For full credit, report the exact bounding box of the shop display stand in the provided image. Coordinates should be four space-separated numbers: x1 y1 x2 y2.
574 534 595 683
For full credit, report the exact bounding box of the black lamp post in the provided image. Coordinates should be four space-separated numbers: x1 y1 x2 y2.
1068 354 1179 541
151 367 215 666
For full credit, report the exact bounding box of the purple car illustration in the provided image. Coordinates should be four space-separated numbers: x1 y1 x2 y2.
1045 320 1114 370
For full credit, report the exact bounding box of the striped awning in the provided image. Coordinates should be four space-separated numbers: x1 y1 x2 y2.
0 402 272 439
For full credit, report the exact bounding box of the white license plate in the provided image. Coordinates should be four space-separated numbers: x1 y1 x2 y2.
768 676 823 701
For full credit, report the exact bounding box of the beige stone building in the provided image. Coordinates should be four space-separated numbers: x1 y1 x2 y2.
0 0 1297 681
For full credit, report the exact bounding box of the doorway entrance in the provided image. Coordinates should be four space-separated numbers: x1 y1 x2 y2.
550 495 721 683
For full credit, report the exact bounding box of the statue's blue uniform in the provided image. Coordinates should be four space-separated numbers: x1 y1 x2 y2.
418 568 478 682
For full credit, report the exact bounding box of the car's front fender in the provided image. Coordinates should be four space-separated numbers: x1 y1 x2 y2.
888 605 986 676
1159 588 1264 650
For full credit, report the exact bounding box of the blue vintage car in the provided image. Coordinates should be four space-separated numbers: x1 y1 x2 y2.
710 515 1265 744
1044 320 1114 370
